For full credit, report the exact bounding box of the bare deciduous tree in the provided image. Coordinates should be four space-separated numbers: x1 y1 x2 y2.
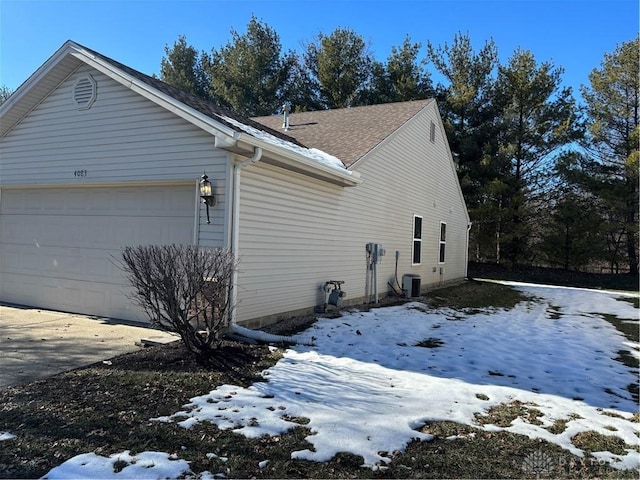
120 245 236 363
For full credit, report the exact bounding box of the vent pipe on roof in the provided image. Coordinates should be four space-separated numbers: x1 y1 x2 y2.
282 102 291 130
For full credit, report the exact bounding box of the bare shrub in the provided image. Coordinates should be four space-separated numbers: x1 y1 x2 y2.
120 244 236 362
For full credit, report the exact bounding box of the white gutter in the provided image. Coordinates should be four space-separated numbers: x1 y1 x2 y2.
234 132 361 187
230 147 263 324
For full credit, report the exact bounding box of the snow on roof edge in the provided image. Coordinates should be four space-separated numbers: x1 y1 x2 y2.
220 115 351 175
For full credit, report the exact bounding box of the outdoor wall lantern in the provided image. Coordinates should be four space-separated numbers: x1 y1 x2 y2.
199 173 216 224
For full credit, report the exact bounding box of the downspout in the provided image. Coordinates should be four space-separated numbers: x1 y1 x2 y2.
230 147 263 324
465 222 472 279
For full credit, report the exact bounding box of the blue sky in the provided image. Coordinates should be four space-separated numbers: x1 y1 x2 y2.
1 0 638 99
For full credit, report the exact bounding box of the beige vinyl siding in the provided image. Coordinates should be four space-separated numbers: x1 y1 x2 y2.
237 164 348 321
236 102 469 324
0 65 229 247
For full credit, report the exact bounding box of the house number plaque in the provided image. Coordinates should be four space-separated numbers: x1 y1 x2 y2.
73 169 88 177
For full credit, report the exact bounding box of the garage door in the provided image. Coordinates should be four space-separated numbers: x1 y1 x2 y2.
0 184 195 322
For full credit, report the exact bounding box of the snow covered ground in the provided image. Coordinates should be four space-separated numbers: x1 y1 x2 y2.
29 282 640 478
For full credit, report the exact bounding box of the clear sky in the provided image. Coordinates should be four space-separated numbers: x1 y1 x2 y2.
1 0 638 99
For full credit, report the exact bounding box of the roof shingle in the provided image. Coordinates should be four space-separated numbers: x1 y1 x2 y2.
252 100 433 167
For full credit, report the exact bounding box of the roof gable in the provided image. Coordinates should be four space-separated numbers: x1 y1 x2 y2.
0 40 360 186
252 100 433 167
0 41 299 147
80 44 305 148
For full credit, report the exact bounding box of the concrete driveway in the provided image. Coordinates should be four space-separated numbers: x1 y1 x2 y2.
0 304 178 389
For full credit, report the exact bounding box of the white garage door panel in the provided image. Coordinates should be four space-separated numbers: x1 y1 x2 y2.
1 215 193 249
0 185 195 322
3 245 124 281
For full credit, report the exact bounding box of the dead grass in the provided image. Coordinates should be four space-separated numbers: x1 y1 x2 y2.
546 414 583 435
415 337 445 348
474 400 544 428
572 431 636 456
425 279 532 312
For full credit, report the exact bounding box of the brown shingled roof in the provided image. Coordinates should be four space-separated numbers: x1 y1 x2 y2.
252 99 433 167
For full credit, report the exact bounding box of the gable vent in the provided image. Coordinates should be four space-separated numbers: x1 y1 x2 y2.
73 75 97 110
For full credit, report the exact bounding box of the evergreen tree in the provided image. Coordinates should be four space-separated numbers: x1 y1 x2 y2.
579 37 639 274
555 152 628 273
360 36 432 104
203 16 296 116
282 52 324 112
426 33 500 262
539 177 604 270
492 49 581 265
160 36 209 99
304 28 373 109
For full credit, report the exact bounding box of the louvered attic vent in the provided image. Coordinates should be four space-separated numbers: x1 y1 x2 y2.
73 75 97 110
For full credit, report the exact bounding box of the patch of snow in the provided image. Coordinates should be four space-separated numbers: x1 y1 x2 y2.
43 282 640 476
156 283 639 470
43 451 191 479
206 453 228 463
0 431 16 441
220 115 349 173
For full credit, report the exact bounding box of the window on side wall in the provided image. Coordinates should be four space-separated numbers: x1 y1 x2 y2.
413 215 422 265
430 121 436 143
439 222 447 263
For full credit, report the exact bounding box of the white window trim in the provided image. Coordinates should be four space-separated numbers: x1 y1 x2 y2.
412 215 423 265
438 221 447 264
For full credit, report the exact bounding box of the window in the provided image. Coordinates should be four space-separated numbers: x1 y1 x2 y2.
412 215 422 264
439 222 447 263
430 121 436 143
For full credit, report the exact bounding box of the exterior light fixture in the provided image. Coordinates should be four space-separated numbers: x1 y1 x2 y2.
199 173 216 224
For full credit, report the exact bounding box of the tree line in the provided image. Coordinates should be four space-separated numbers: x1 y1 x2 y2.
2 18 637 275
160 18 637 275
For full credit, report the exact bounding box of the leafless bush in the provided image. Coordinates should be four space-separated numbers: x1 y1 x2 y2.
120 244 236 362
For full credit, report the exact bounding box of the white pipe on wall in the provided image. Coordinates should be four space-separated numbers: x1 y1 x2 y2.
193 178 200 246
230 147 263 324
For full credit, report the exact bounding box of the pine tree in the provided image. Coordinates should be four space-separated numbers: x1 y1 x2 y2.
203 16 296 116
360 36 432 104
303 28 373 109
160 36 209 100
492 49 581 265
580 37 639 274
427 33 500 262
539 178 604 270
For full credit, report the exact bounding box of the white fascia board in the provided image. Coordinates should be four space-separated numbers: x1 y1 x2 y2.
236 133 362 187
68 45 239 145
0 42 73 115
0 42 83 135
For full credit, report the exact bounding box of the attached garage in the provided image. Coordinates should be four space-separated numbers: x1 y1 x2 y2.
0 184 196 322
